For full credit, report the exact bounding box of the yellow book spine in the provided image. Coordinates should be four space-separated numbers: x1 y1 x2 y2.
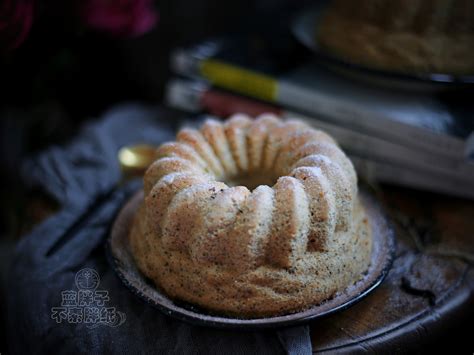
199 59 278 102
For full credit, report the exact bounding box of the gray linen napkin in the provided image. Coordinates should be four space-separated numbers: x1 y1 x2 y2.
7 103 312 355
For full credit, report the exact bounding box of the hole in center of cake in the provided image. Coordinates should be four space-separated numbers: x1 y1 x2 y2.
225 173 278 190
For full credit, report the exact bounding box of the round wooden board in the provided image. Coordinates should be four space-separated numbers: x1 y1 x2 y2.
307 186 474 352
107 189 395 329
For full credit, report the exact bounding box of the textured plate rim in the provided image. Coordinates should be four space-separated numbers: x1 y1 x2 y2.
291 3 474 86
107 188 395 329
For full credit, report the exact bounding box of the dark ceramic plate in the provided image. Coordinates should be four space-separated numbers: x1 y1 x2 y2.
291 3 474 91
107 189 395 329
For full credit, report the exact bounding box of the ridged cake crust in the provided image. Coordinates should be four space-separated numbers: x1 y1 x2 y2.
130 114 372 318
318 0 474 73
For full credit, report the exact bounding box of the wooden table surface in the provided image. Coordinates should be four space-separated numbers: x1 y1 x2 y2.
309 185 474 353
21 184 474 353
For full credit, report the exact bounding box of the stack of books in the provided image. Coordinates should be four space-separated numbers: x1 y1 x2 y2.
165 37 474 199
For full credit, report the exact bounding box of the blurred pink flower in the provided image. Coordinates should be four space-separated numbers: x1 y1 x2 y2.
0 0 35 51
79 0 158 38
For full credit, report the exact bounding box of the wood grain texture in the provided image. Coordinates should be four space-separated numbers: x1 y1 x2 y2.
309 185 474 353
21 183 474 351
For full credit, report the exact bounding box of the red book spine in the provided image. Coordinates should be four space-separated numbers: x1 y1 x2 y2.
200 89 282 118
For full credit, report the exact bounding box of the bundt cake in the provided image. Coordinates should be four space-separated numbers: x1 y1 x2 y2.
318 0 474 74
129 113 372 318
